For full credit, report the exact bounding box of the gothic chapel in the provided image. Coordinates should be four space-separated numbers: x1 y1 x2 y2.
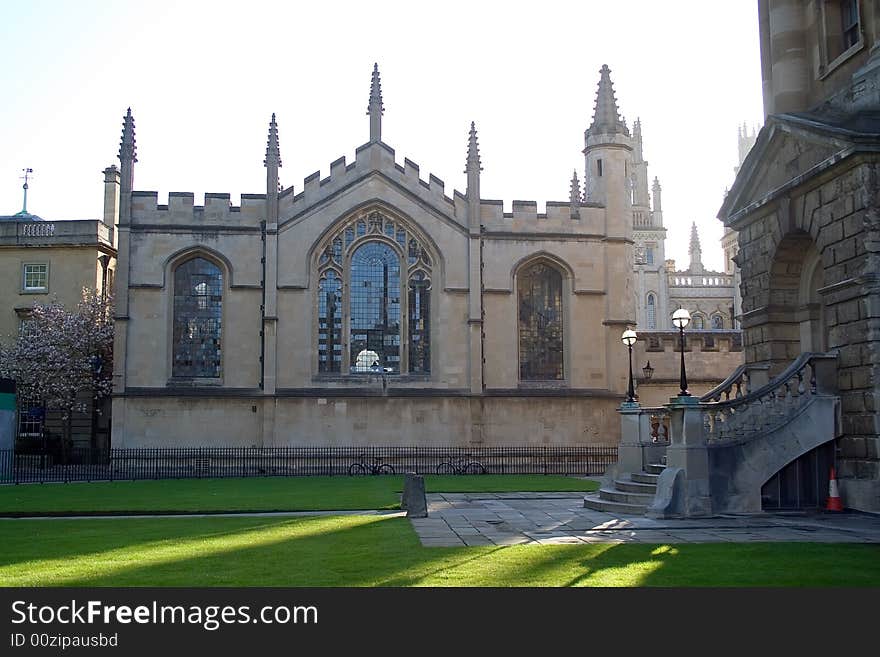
110 65 646 447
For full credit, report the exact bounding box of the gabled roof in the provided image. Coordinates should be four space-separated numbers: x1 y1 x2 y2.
719 109 880 227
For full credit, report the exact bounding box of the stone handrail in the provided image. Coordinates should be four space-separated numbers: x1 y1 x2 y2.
700 362 771 402
701 352 838 443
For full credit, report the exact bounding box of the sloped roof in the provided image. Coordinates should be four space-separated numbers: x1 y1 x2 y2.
719 109 880 226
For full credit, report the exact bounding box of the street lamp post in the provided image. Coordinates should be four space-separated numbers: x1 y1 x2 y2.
671 308 691 396
621 329 637 403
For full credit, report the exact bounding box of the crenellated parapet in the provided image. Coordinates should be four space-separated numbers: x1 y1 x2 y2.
129 191 266 228
480 199 606 235
277 141 457 225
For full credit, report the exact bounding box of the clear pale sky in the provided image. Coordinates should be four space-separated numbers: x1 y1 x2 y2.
0 0 763 272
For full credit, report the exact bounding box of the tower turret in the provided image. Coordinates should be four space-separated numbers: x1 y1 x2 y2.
582 64 633 234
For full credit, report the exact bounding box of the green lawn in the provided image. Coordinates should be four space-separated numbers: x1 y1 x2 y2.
1 515 877 587
0 475 599 515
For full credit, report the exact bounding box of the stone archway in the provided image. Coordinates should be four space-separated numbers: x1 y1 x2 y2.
764 231 826 372
798 247 826 353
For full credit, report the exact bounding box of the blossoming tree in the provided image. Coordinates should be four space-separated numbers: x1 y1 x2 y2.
0 288 113 458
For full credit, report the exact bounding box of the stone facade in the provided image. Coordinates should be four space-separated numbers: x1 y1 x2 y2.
720 0 880 511
110 66 663 448
0 182 118 449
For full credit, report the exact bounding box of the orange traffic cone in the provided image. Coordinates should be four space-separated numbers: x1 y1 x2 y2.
826 466 843 512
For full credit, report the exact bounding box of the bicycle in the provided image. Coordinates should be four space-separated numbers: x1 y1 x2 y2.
348 453 395 476
435 454 486 475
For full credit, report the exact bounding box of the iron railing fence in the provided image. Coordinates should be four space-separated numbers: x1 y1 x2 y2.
0 445 618 484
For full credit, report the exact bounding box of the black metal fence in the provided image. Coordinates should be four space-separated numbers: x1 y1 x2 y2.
0 445 618 484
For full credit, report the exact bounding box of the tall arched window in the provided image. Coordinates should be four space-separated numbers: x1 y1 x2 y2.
646 293 656 329
172 257 223 378
350 242 401 373
711 314 724 329
318 270 343 373
692 314 705 330
518 262 564 380
315 210 432 374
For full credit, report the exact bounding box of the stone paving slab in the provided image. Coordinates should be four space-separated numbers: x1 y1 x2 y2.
411 492 880 547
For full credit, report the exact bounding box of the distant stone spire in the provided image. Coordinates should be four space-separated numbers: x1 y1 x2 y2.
264 113 282 169
586 64 630 138
689 222 704 274
633 118 643 162
118 108 137 164
569 169 581 218
367 63 384 142
652 176 662 213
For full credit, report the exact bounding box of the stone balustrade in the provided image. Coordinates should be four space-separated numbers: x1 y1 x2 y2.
701 353 838 443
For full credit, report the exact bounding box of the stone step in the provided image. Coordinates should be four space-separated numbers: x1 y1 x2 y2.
614 478 657 494
598 487 655 505
583 494 648 516
645 463 666 475
631 472 659 485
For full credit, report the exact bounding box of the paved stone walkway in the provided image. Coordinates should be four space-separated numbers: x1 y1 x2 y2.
410 492 880 546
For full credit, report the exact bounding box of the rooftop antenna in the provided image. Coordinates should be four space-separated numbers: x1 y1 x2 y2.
19 167 33 214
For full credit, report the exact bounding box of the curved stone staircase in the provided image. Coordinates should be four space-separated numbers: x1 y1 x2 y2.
583 462 666 515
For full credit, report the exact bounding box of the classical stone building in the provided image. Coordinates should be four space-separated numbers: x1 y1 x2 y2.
110 65 666 447
0 175 117 448
719 0 880 511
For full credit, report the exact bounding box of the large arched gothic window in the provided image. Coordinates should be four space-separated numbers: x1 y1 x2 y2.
316 210 432 375
518 262 564 380
350 242 401 373
646 293 656 329
172 257 223 378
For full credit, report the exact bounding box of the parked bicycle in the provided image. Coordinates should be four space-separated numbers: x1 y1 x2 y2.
435 454 486 475
348 453 395 476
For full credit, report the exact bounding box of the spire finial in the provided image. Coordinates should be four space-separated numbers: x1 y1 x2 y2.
18 167 33 215
689 222 703 272
367 63 384 142
652 176 662 214
569 169 582 218
264 113 282 169
465 121 482 173
569 169 581 204
119 107 137 164
586 64 629 138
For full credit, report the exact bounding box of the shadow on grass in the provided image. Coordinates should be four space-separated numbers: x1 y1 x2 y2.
2 516 879 587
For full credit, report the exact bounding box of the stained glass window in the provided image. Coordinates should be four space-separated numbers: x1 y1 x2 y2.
518 263 563 380
172 257 222 378
317 211 432 375
349 242 401 373
318 271 343 372
408 272 431 374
